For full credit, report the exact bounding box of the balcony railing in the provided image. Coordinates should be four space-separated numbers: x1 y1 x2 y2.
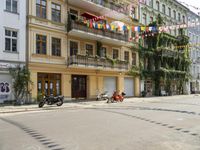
157 47 184 58
68 20 128 42
87 0 129 15
68 20 129 42
68 55 129 70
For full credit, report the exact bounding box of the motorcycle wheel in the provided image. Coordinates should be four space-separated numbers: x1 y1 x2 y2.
107 98 112 103
56 99 63 106
38 101 45 108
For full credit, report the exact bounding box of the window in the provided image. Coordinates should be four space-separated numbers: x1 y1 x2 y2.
36 34 47 54
150 16 153 23
124 51 129 62
5 29 17 52
132 53 136 65
168 7 171 17
6 0 18 13
156 1 159 11
162 4 165 14
52 3 61 22
173 10 176 19
52 38 61 56
142 13 147 25
130 6 136 19
178 13 181 21
70 8 78 20
38 73 61 96
100 47 106 57
113 49 119 59
36 0 46 18
149 0 153 7
182 15 185 23
70 41 78 56
174 29 177 36
85 44 93 56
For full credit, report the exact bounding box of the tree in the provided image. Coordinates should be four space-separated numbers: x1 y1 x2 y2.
9 65 32 104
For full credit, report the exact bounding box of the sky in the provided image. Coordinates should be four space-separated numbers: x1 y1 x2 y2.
178 0 200 15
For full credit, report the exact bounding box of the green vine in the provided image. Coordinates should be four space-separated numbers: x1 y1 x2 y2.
137 14 191 96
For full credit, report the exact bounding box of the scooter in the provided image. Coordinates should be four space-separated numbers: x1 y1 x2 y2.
38 95 64 108
96 91 109 101
107 91 126 103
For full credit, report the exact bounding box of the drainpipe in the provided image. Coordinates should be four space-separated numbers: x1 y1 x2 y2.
26 0 30 102
26 0 29 69
66 0 69 67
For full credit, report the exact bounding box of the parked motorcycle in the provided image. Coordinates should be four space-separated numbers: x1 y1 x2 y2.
96 91 109 101
38 95 64 108
107 91 126 103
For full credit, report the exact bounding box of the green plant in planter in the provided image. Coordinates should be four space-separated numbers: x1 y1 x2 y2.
129 65 140 76
106 56 116 66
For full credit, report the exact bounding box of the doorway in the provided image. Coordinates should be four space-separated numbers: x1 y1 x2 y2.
72 75 87 98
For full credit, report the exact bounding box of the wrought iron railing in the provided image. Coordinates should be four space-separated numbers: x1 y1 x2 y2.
68 55 129 70
68 21 129 42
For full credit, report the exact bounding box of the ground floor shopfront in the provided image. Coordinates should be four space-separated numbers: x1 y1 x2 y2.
29 63 140 100
141 79 189 96
0 70 12 103
0 62 25 103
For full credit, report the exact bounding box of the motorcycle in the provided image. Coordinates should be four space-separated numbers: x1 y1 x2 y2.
38 95 64 108
107 91 126 103
96 91 109 101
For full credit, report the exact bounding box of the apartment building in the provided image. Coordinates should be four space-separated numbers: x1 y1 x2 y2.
28 0 140 100
139 0 190 96
188 10 200 93
139 0 188 35
0 0 26 103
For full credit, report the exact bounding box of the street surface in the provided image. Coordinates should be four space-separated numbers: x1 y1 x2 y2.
1 96 200 150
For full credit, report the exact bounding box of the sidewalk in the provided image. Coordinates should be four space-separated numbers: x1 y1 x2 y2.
0 94 199 114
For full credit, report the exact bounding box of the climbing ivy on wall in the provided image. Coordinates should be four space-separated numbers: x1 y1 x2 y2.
138 14 191 96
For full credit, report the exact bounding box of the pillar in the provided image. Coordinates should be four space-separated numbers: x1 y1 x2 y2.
117 76 124 92
30 71 37 99
88 75 97 99
97 76 103 92
134 76 140 96
62 74 71 98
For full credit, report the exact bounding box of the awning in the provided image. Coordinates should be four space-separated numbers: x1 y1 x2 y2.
81 12 105 21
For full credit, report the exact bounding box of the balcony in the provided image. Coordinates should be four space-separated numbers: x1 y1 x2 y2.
68 20 129 46
157 47 184 58
67 0 130 21
67 55 129 71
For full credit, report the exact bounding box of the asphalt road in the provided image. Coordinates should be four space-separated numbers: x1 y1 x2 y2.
1 97 200 150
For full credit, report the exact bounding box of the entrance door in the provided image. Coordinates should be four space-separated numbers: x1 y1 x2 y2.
72 75 87 98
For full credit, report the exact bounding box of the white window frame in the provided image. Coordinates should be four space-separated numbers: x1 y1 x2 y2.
4 28 18 53
85 42 95 56
68 39 80 56
112 48 120 59
5 0 18 13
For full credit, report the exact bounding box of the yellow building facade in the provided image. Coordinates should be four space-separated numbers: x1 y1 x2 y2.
28 0 140 100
